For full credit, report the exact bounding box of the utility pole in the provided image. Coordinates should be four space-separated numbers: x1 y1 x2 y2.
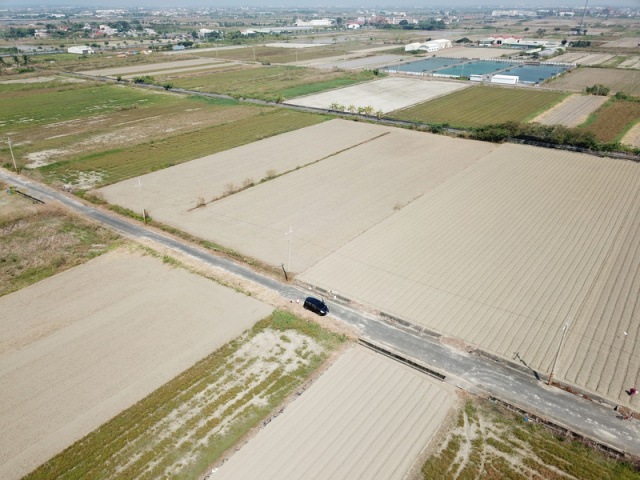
285 225 293 273
134 178 146 224
7 137 17 173
548 319 570 386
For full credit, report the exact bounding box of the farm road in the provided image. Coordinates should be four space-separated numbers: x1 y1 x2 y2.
2 169 639 457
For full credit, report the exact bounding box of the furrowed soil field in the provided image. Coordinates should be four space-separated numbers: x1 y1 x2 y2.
98 121 495 273
161 65 378 102
548 67 640 95
0 248 274 480
298 143 640 406
390 86 568 127
196 44 374 65
214 345 455 480
36 108 324 188
579 97 640 142
552 52 614 66
285 77 469 113
531 94 608 127
35 51 203 73
77 57 226 77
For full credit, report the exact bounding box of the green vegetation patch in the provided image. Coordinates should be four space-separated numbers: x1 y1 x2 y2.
0 199 120 296
421 397 640 480
166 65 378 102
24 310 345 480
391 86 568 128
38 108 326 187
0 83 172 134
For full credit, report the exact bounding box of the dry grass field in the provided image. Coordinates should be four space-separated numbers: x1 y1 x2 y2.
552 52 615 66
580 98 640 142
0 248 274 480
98 121 495 273
299 144 640 406
285 77 469 113
214 345 455 480
548 67 640 95
531 94 608 127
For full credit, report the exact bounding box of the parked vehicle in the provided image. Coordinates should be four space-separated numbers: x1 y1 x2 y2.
303 297 328 316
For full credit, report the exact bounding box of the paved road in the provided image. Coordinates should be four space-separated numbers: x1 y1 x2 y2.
2 169 639 456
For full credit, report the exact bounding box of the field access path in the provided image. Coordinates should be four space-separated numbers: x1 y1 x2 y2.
2 169 639 458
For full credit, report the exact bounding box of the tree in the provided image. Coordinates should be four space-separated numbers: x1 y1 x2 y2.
561 38 567 46
22 54 30 67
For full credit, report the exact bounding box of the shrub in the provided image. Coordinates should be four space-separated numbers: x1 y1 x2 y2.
585 84 609 96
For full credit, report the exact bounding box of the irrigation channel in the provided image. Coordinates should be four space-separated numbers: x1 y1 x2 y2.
1 168 639 459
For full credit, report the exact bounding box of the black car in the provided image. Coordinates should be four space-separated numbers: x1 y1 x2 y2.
303 296 329 316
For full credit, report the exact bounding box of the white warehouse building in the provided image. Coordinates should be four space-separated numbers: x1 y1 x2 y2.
405 38 452 52
68 46 95 55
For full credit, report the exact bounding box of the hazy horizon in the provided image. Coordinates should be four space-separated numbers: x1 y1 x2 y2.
4 1 639 10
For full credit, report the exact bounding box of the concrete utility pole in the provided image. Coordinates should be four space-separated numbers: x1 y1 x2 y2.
7 137 17 173
134 178 146 224
548 319 570 386
578 0 589 35
285 225 293 273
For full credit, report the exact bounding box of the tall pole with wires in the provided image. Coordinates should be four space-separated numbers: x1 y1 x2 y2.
134 178 146 224
285 225 293 273
548 319 570 385
7 137 17 173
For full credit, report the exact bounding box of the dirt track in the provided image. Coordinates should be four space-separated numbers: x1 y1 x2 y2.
0 248 272 480
214 345 455 479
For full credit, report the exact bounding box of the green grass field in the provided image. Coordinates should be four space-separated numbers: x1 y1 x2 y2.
391 86 568 128
163 65 378 101
23 309 345 480
0 82 171 133
38 108 327 187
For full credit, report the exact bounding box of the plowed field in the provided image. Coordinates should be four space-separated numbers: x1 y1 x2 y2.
214 345 455 480
0 249 273 480
531 94 608 127
299 144 640 406
98 121 495 273
548 67 640 95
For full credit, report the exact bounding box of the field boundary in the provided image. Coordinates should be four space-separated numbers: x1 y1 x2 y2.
357 338 446 381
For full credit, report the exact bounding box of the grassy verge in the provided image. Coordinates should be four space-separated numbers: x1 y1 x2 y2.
36 108 327 187
0 195 120 296
579 96 640 142
23 310 346 480
421 397 640 479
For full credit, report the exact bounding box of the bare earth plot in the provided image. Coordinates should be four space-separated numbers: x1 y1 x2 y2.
298 144 640 406
601 37 640 48
285 76 469 113
78 57 225 77
98 118 391 217
264 42 324 49
120 62 233 79
315 54 405 70
621 121 640 148
214 345 455 480
0 248 272 480
549 67 640 95
531 93 608 127
554 53 615 66
100 122 494 273
618 56 640 69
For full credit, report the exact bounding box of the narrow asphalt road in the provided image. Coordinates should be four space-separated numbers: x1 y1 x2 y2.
2 169 639 457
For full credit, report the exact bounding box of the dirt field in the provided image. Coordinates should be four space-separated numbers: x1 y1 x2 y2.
552 52 614 66
213 345 456 480
99 121 494 273
531 93 608 127
548 67 640 95
285 76 469 113
78 57 225 77
601 37 640 48
622 121 640 148
0 248 273 480
298 143 640 406
120 62 233 79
